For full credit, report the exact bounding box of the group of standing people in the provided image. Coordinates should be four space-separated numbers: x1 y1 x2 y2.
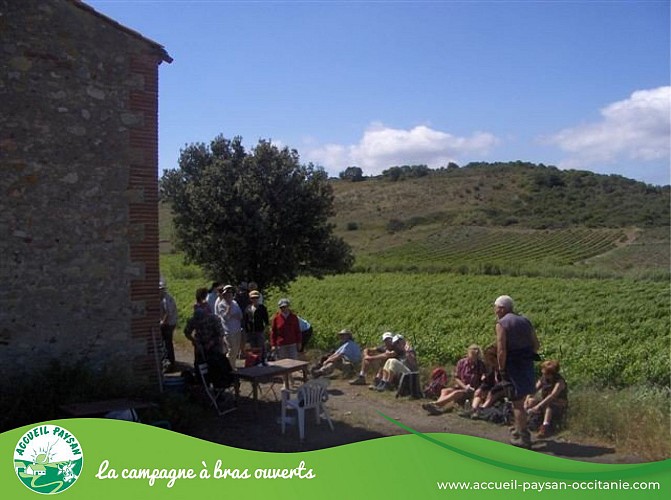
178 281 313 374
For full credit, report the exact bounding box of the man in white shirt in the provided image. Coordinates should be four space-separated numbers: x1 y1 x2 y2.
215 284 243 369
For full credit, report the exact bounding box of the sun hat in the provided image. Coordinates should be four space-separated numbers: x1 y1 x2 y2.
392 334 404 344
338 329 353 337
381 332 394 341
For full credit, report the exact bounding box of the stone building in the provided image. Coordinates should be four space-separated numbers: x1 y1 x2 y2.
0 0 172 389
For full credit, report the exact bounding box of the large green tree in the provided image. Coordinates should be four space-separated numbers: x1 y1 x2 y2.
160 136 353 290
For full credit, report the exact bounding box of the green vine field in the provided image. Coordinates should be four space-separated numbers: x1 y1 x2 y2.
282 273 669 389
162 252 670 390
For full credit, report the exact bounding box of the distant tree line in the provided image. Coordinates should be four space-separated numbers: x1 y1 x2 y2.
338 162 461 182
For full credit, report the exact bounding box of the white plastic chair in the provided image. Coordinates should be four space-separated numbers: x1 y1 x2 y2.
281 379 334 440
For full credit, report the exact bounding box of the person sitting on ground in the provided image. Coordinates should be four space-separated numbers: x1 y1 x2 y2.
184 306 233 388
311 329 362 378
469 345 508 418
422 344 485 415
372 334 417 392
349 332 396 386
524 360 568 438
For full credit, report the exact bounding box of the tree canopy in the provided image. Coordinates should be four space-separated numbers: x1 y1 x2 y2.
339 166 365 182
160 136 353 290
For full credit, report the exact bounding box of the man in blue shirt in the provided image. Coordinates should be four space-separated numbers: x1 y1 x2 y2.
311 329 361 378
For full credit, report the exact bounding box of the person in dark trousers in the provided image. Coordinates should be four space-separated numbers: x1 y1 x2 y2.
159 282 178 372
243 290 269 360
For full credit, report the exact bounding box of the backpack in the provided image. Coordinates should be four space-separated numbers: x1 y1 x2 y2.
423 367 448 399
477 402 513 425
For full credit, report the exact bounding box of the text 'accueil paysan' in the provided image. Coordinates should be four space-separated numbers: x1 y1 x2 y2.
13 425 83 494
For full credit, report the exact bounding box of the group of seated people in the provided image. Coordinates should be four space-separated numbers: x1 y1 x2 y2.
310 330 418 392
421 344 568 437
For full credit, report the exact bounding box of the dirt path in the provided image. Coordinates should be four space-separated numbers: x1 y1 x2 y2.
169 345 642 463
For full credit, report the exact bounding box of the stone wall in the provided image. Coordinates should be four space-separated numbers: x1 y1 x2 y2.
0 0 170 388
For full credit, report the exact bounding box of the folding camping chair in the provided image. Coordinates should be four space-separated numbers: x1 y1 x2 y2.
197 362 237 416
396 371 422 399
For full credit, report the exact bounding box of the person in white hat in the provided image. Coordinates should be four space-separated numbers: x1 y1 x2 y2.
372 334 418 392
270 299 301 386
349 331 396 386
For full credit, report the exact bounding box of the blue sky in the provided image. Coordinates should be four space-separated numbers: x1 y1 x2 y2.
86 0 670 186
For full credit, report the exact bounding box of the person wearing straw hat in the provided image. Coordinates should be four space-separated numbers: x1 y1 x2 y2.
311 329 362 378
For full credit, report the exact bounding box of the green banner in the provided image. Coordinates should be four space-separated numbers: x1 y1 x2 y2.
2 419 669 499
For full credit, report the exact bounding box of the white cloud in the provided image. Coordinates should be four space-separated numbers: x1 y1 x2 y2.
303 123 500 176
544 86 671 169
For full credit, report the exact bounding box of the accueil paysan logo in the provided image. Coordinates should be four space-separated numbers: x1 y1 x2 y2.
13 424 83 494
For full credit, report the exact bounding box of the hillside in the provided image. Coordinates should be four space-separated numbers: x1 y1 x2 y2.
160 162 670 280
330 162 669 279
331 162 669 231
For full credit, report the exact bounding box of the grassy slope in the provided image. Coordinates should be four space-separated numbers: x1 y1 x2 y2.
329 167 669 279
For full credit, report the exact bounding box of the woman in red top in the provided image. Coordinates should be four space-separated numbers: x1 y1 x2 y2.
270 298 301 361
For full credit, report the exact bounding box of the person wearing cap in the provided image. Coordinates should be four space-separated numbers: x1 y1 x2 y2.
270 298 301 364
312 329 362 378
159 282 178 372
243 289 269 360
349 332 396 386
494 295 540 449
248 281 264 305
215 284 244 369
373 334 418 392
422 344 485 415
